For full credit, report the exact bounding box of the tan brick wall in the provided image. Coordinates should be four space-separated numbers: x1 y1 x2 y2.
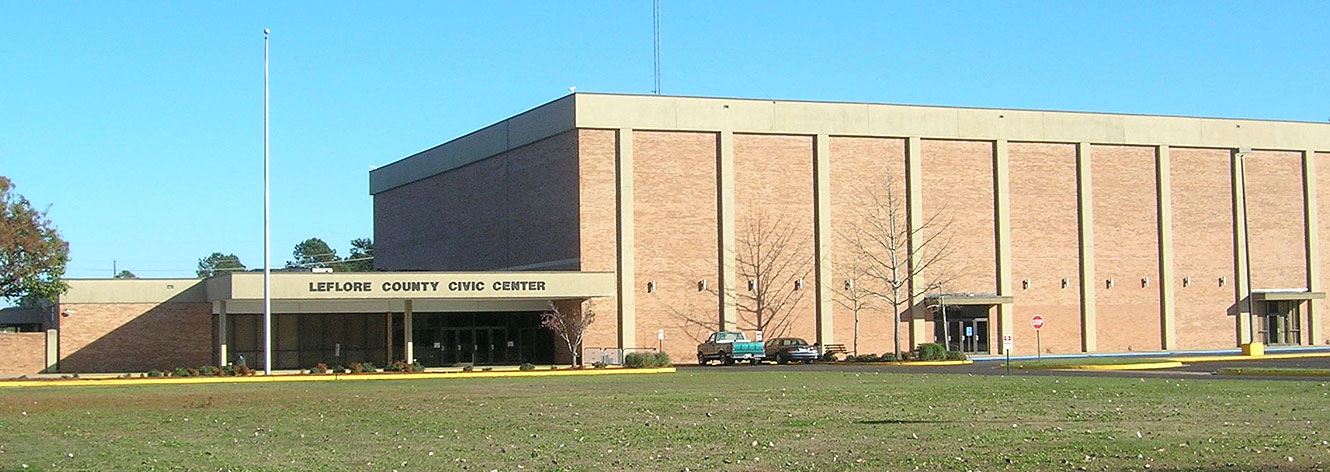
577 129 620 355
1171 148 1238 350
59 302 212 373
1319 152 1330 344
1245 151 1307 290
630 131 721 361
734 134 817 342
1009 143 1082 355
374 130 580 271
0 333 46 375
1091 145 1161 352
920 140 996 294
828 136 912 356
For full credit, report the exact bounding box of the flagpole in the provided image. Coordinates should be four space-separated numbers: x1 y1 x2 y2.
263 28 273 376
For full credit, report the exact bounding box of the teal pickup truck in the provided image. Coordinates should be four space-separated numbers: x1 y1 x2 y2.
697 331 765 365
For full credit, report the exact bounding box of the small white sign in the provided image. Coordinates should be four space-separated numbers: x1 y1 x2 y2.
658 329 665 340
755 330 764 342
1002 335 1014 352
507 341 514 348
433 342 441 349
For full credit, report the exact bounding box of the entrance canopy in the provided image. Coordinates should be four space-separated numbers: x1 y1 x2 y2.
1251 289 1327 302
205 271 615 314
923 293 1013 307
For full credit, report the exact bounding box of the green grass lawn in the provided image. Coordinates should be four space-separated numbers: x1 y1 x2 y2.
2 370 1329 471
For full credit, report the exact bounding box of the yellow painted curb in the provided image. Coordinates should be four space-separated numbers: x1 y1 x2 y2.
837 360 974 366
0 367 676 389
1058 361 1185 371
1170 352 1330 363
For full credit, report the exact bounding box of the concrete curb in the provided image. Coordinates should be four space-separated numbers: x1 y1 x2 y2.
1169 352 1330 363
0 367 676 389
1008 360 1184 371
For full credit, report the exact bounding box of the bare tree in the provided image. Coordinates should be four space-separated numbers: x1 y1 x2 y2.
833 242 872 356
844 175 955 357
541 300 596 367
735 209 812 339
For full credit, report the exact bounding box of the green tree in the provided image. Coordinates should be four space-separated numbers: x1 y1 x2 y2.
0 175 70 303
114 270 138 279
288 238 338 269
197 253 246 278
340 238 374 272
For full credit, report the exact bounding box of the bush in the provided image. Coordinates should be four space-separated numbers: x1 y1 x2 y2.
331 365 346 374
520 363 536 371
916 343 948 361
880 352 899 362
946 350 967 361
592 361 608 369
234 365 255 376
819 351 840 362
171 367 191 377
462 365 474 372
220 365 236 376
623 352 649 368
852 353 879 363
410 361 425 372
198 366 220 377
311 363 330 374
147 369 164 378
651 352 672 367
349 362 377 374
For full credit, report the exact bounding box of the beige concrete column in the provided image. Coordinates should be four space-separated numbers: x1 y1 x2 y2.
44 328 58 373
813 134 834 347
1303 150 1321 345
905 136 927 348
1076 142 1097 352
993 139 1014 355
1232 150 1253 345
718 130 737 331
404 300 414 363
218 300 228 367
1156 145 1177 350
616 128 637 349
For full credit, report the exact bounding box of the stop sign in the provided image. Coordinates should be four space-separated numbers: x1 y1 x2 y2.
1031 315 1045 330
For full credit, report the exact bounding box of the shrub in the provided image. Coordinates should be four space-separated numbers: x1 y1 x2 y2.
917 343 947 361
898 351 917 361
520 363 536 371
819 351 840 362
198 366 220 377
592 361 608 369
348 362 366 374
880 352 899 362
462 365 474 372
220 365 236 376
147 369 165 378
384 361 411 372
651 352 672 367
312 363 330 374
361 362 376 373
172 367 191 378
946 350 967 361
410 361 425 372
623 352 649 368
331 365 346 374
235 365 255 376
853 353 879 363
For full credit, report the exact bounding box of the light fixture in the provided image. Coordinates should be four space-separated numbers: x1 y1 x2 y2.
1061 278 1070 289
61 309 77 317
747 279 756 291
1106 278 1115 289
1141 277 1150 288
697 280 707 292
844 279 854 290
1219 276 1226 287
1021 279 1030 290
646 281 656 293
1182 277 1191 287
794 279 804 290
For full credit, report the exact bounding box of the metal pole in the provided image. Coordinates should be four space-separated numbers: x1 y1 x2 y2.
1036 331 1041 360
262 28 272 376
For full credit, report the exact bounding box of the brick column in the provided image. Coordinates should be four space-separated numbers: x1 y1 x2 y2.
718 130 737 331
1157 145 1177 350
616 128 637 349
1077 142 1097 352
1303 149 1321 345
993 139 1014 354
813 134 834 347
906 136 927 349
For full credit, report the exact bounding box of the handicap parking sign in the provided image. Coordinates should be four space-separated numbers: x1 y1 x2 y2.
964 326 973 337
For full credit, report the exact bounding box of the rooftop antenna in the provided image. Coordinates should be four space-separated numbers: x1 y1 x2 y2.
652 0 660 94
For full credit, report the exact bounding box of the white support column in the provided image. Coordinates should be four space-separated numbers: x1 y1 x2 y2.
1303 150 1321 345
404 300 414 364
813 134 834 347
1157 145 1177 350
718 130 737 331
993 139 1014 355
616 128 637 350
906 136 927 349
1076 142 1097 352
218 300 228 367
1232 150 1253 345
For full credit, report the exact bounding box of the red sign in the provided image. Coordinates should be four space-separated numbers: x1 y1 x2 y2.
1031 315 1045 330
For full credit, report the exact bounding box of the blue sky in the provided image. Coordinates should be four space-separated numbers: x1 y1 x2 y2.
1 1 1328 281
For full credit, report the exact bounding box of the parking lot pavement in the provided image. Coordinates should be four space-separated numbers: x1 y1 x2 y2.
680 356 1330 380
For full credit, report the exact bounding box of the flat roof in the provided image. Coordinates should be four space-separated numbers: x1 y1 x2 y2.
370 92 1330 194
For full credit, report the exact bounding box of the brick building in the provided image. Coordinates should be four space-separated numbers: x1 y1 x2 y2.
6 92 1329 375
373 93 1328 362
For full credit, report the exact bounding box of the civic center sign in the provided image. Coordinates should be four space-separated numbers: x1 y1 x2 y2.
210 271 614 301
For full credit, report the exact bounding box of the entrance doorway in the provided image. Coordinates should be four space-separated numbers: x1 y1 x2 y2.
934 306 989 354
405 312 550 366
1260 301 1301 346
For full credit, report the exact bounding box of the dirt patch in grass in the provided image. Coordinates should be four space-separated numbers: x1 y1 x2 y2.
1 372 1329 471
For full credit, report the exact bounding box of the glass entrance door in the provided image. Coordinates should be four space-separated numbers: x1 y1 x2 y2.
1261 301 1301 346
942 318 989 353
413 327 443 366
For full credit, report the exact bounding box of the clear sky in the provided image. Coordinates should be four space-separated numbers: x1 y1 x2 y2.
1 1 1328 282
